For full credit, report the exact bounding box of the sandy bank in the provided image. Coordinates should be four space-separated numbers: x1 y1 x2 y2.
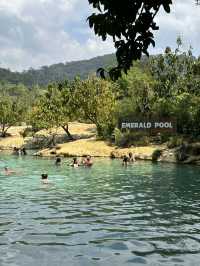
0 126 26 150
36 137 161 159
2 123 200 165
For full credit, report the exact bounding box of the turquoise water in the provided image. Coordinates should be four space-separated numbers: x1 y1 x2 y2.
0 155 200 266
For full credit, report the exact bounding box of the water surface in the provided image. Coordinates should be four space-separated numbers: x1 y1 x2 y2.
0 155 200 266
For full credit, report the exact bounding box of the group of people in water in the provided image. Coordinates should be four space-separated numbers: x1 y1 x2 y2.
42 153 135 183
41 153 136 183
41 155 93 183
2 149 136 182
122 152 136 166
55 155 93 168
13 147 27 156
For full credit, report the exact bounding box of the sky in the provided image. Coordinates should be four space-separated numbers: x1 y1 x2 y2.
0 0 199 71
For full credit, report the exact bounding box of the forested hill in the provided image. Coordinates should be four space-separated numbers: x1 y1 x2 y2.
0 54 116 87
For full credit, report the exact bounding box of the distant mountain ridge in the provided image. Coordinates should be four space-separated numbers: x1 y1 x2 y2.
0 54 116 87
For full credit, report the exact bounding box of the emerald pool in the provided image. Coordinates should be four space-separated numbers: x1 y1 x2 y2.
0 155 200 265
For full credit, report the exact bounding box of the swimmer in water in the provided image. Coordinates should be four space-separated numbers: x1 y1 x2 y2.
122 155 129 167
55 157 61 166
41 173 49 184
83 156 93 167
4 167 16 175
70 158 79 168
128 152 136 163
21 147 27 155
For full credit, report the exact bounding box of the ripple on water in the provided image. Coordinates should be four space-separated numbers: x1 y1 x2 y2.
1 156 200 265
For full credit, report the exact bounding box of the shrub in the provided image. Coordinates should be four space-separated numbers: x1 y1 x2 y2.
188 143 200 156
160 133 171 143
175 144 188 162
167 136 184 149
20 127 34 138
114 128 150 147
114 128 124 146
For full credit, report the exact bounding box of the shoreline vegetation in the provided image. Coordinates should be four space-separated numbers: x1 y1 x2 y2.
1 39 200 165
1 123 200 165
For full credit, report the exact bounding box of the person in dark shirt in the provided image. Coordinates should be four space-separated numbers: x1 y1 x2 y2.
41 173 49 184
122 155 129 167
70 158 79 168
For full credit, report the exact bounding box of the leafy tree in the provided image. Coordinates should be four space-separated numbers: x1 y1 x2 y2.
71 77 118 138
0 83 42 113
88 0 172 80
152 97 175 118
148 39 200 135
116 66 156 123
0 95 25 137
174 93 195 134
30 84 74 145
149 37 195 98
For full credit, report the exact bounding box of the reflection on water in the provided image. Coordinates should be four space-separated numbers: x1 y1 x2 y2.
0 155 200 265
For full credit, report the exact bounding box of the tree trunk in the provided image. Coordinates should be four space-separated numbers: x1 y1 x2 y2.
96 124 104 137
0 132 6 138
62 124 74 140
52 134 56 146
0 125 9 138
48 134 56 148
